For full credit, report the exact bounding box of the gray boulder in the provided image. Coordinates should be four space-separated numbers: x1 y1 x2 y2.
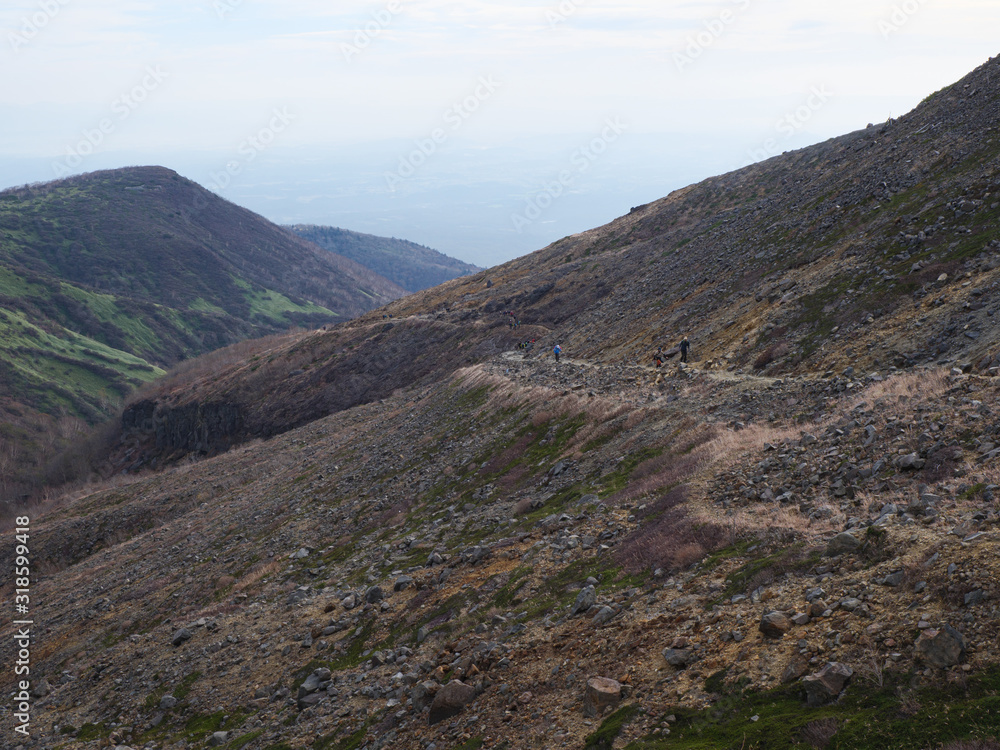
662 648 692 668
802 662 853 706
592 606 616 627
583 677 622 718
428 680 477 725
895 453 926 470
916 625 967 668
571 585 597 615
825 532 861 557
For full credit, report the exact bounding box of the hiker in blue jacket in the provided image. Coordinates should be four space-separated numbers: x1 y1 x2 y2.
553 344 562 362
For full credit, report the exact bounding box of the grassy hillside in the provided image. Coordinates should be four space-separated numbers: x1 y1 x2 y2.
289 224 481 292
0 166 405 500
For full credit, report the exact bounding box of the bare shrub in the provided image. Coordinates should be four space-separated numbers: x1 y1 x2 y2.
754 341 789 370
513 497 534 516
937 739 1000 750
610 451 703 506
798 718 839 749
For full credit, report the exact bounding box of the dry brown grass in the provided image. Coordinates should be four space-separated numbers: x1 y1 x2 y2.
848 368 949 411
233 559 285 594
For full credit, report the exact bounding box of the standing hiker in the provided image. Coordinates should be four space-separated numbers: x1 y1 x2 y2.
679 336 690 364
654 347 664 368
554 343 562 362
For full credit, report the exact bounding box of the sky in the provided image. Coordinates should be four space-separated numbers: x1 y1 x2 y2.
1 1 998 266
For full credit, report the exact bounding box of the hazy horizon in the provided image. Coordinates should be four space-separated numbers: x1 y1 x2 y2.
2 1 998 266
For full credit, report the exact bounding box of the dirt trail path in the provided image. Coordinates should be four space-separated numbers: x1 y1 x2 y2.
499 349 786 388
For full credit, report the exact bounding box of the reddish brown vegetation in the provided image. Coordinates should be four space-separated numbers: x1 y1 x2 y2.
614 486 728 574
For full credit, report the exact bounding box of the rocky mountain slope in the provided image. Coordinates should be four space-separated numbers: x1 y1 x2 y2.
3 57 1000 750
108 56 1000 474
287 225 480 293
4 355 1000 750
0 167 405 500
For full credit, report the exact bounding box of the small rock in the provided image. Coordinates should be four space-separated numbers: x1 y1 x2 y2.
781 657 809 684
171 629 192 647
759 611 793 639
207 732 229 747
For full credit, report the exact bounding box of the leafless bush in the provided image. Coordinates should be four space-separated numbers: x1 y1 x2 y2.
754 341 789 370
937 739 1000 750
857 646 885 688
513 497 534 516
798 718 839 749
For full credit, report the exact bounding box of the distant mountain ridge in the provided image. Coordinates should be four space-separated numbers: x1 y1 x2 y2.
0 165 405 499
288 224 481 292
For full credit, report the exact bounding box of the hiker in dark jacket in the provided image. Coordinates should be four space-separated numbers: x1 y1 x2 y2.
654 347 664 367
679 336 690 363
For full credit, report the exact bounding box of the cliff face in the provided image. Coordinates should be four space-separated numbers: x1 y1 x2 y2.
121 401 243 459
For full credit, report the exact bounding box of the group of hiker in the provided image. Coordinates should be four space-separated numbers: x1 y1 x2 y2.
653 336 690 367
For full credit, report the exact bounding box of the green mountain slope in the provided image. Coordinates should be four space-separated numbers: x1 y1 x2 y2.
288 224 481 292
0 166 405 498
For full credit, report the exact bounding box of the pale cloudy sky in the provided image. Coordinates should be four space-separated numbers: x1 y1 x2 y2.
1 1 998 264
